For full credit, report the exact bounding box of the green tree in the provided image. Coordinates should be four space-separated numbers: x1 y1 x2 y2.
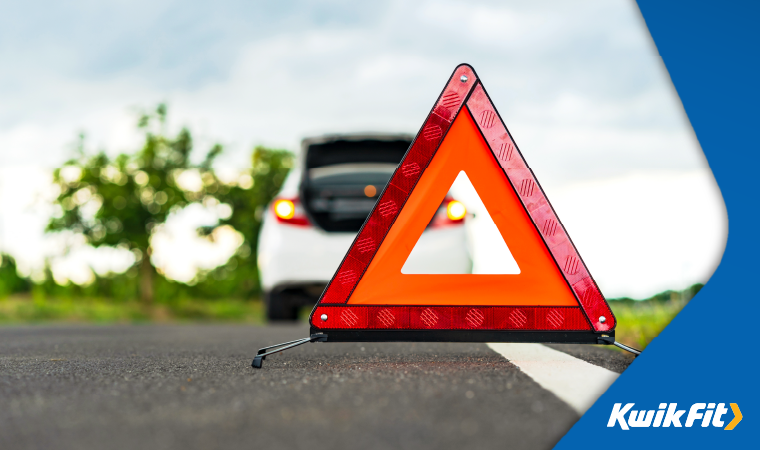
0 254 30 298
201 146 293 297
46 105 223 303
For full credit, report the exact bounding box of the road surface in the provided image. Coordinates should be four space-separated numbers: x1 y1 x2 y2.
0 325 632 450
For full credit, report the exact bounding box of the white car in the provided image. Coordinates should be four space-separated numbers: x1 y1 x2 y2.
257 133 471 320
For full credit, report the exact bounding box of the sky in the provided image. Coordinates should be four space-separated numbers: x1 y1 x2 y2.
0 0 727 298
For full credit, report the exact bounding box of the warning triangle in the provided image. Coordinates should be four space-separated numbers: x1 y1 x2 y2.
309 64 615 340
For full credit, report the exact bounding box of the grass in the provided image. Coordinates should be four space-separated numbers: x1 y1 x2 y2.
607 296 689 350
0 294 266 324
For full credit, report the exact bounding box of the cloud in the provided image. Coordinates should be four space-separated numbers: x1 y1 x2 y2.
1 0 700 177
548 169 727 298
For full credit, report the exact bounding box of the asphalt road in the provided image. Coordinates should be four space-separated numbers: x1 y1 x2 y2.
0 325 632 450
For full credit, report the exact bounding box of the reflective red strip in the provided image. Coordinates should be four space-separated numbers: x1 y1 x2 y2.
312 306 591 331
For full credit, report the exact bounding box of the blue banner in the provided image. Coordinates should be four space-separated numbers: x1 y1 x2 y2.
557 1 758 447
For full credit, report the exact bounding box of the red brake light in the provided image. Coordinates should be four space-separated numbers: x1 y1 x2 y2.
446 200 466 221
429 197 466 228
273 198 311 226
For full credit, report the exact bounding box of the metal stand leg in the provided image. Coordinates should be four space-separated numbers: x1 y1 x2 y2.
252 334 328 368
597 335 642 356
611 340 642 356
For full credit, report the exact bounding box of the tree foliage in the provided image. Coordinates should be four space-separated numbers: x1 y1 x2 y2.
214 146 293 262
46 105 225 303
44 104 294 303
191 147 294 299
0 254 30 298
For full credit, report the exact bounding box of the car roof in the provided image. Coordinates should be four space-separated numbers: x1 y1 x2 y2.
300 133 414 153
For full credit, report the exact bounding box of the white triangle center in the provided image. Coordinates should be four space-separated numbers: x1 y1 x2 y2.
401 171 521 275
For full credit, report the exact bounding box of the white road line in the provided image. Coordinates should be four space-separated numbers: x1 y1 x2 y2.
487 343 619 415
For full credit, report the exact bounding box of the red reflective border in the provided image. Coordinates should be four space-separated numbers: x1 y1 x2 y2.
466 84 616 333
312 306 591 331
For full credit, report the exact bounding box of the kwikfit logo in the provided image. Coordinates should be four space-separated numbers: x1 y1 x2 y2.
608 403 742 430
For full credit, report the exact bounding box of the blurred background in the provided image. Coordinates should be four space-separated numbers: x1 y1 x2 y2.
0 0 726 348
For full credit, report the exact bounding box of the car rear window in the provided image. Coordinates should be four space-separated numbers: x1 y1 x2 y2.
301 137 411 232
305 139 410 169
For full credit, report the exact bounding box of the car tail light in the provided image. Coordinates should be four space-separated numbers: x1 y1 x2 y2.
429 197 466 228
273 198 311 226
446 200 466 221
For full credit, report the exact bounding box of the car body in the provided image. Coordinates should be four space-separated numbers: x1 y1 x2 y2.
257 133 471 320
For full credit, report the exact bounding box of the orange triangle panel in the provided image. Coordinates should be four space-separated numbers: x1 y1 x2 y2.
309 64 615 334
